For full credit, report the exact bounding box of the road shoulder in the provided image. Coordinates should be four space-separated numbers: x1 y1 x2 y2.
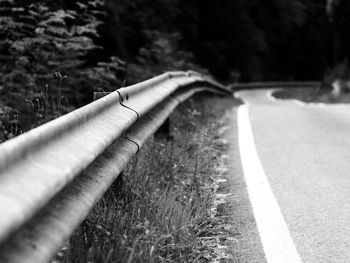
213 99 267 263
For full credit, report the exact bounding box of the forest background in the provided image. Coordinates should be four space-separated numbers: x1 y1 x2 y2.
0 0 349 141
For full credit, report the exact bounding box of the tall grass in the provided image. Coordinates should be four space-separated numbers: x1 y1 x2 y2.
56 95 226 263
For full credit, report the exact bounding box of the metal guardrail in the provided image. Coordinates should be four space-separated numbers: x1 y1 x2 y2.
230 81 320 90
0 71 230 263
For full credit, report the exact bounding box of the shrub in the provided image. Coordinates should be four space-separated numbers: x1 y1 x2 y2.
0 0 124 142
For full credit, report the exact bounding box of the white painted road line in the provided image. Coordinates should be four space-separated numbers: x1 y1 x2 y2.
265 90 279 103
237 105 303 263
266 90 306 106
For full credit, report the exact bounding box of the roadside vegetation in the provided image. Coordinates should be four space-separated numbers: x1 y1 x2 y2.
51 95 237 263
0 0 115 141
0 0 206 143
272 1 350 104
273 86 350 104
273 62 350 104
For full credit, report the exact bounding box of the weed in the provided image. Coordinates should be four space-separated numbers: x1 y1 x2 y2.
0 73 70 143
54 72 67 113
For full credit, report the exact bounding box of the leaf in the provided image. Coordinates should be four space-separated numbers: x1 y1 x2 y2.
11 7 24 12
42 10 76 26
75 25 98 36
11 40 27 52
0 16 14 24
44 25 72 37
0 0 14 4
28 10 39 16
88 0 105 8
76 2 87 10
91 10 106 16
64 36 97 50
35 27 45 34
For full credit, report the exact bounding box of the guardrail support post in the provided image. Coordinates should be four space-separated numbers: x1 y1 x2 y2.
155 118 172 139
93 92 110 101
108 171 124 201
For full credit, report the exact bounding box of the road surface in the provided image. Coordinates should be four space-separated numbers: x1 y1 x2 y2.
234 89 350 263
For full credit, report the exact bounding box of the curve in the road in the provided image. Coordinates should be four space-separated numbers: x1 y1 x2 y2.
236 88 350 263
238 104 302 263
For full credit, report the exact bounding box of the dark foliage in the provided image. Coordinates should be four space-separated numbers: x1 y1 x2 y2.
1 0 350 141
329 0 350 64
97 0 339 82
0 0 122 141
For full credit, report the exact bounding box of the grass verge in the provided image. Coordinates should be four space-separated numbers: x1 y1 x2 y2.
53 94 237 263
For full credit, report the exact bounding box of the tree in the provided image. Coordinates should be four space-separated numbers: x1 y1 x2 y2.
0 0 120 141
328 0 350 64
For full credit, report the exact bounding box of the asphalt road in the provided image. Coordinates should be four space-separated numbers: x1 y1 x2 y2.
235 89 350 263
